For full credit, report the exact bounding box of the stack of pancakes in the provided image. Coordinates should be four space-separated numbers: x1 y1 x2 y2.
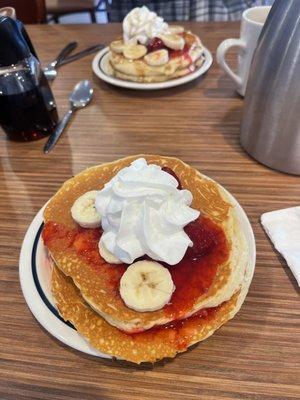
44 155 250 364
109 30 205 83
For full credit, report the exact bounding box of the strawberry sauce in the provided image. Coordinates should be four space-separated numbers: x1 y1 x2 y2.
169 43 192 63
161 166 182 189
127 304 220 350
147 37 165 53
146 34 193 64
43 169 229 323
43 217 228 320
162 216 228 319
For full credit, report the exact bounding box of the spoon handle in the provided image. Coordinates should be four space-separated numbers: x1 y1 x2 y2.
54 42 78 67
44 109 73 154
58 43 104 66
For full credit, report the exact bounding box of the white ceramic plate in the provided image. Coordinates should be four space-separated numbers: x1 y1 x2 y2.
19 186 256 358
92 47 213 90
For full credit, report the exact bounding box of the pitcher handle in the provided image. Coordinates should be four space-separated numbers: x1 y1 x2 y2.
216 38 246 89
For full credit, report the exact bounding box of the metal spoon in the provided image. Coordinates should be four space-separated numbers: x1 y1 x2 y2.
44 80 93 154
44 41 78 80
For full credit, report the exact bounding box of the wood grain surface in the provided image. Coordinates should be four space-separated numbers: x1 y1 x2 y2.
0 23 299 400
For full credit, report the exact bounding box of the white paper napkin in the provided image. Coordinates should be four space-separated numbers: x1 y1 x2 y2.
261 206 300 286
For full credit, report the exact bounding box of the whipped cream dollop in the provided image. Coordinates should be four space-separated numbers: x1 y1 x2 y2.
95 158 200 265
123 6 170 45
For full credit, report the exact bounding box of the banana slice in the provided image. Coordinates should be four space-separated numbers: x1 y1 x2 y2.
158 34 185 51
71 190 101 228
119 261 175 312
110 40 126 54
144 49 169 67
99 239 122 264
169 25 184 34
123 44 147 60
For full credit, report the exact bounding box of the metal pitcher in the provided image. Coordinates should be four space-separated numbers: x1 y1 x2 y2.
240 0 300 175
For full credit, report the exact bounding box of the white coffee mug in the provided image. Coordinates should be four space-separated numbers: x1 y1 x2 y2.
216 6 271 96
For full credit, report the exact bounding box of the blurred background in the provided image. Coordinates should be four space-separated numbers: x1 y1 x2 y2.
0 0 275 24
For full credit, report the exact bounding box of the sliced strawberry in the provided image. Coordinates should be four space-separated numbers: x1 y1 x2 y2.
147 37 166 53
184 221 217 259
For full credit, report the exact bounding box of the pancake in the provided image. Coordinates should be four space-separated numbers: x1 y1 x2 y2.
43 155 248 333
52 264 250 364
113 55 205 83
109 31 205 83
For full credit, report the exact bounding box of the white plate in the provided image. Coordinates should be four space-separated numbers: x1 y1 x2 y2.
19 186 256 358
92 47 213 90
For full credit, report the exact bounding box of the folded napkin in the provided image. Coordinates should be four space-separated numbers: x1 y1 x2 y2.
261 206 300 286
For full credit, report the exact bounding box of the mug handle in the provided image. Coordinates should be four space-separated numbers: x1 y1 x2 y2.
216 38 246 89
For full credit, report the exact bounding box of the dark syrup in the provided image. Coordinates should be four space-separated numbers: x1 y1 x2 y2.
0 73 58 141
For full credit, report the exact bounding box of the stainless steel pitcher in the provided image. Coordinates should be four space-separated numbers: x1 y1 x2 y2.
240 0 300 175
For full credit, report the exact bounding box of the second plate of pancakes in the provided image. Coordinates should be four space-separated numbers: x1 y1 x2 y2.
92 47 213 90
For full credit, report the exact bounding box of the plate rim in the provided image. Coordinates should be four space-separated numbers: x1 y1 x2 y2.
19 177 256 359
92 46 213 90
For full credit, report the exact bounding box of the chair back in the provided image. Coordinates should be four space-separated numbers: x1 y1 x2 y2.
0 0 46 23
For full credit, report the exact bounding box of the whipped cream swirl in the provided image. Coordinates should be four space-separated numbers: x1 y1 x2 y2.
95 158 200 265
123 6 170 45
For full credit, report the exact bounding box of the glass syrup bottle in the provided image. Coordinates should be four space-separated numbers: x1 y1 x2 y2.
0 16 58 141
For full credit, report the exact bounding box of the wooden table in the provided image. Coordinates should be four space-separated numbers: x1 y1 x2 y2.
0 23 299 400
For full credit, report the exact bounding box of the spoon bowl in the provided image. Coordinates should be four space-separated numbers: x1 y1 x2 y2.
70 80 93 109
